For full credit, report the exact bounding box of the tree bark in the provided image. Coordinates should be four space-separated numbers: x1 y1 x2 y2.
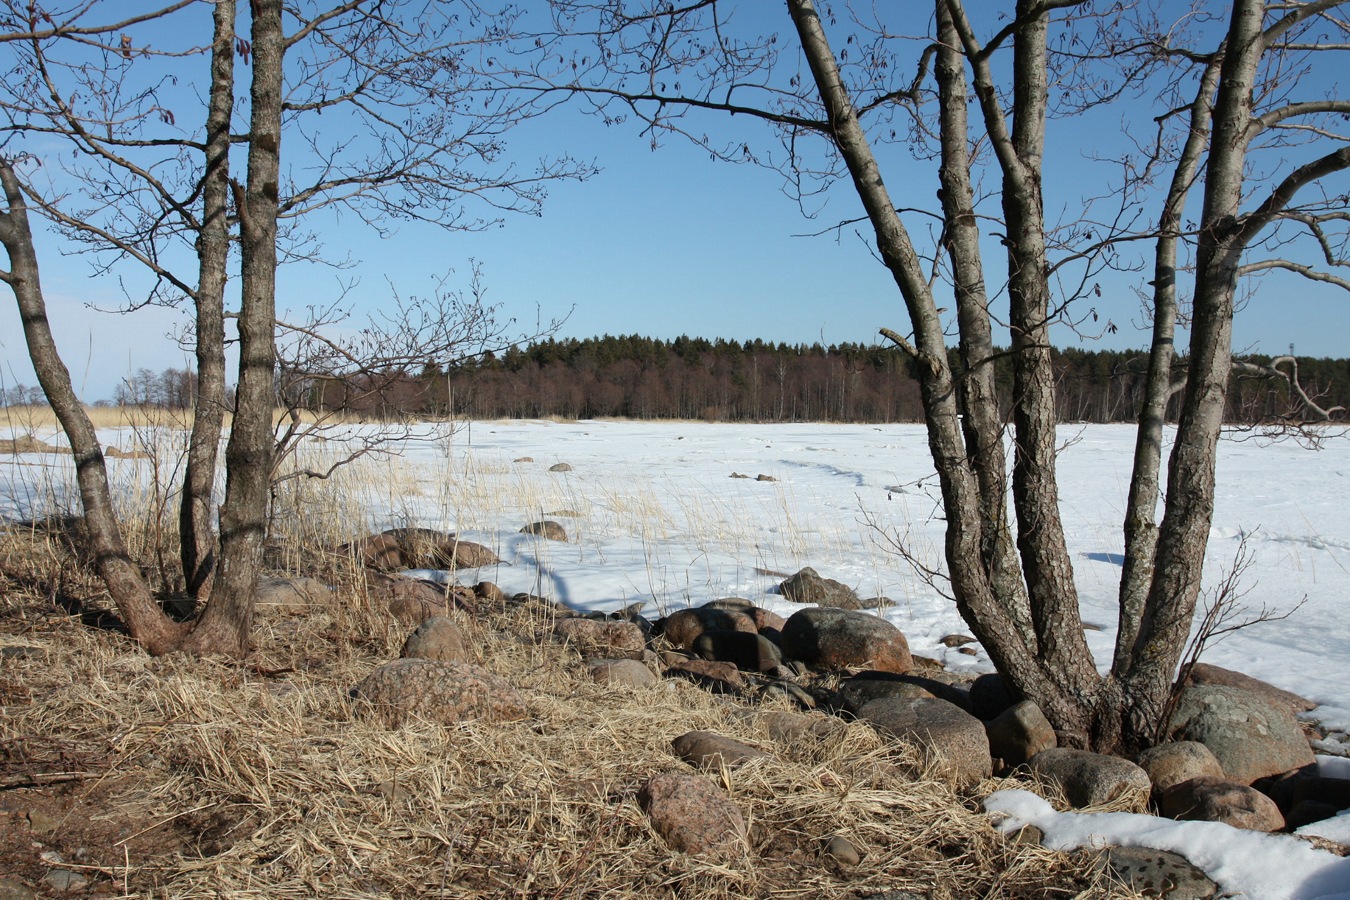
179 0 235 602
0 161 185 653
182 0 283 656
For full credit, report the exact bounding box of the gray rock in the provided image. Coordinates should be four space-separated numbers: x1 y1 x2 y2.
671 730 769 769
638 771 747 858
41 871 88 894
1168 684 1315 784
1029 748 1151 809
1136 741 1226 793
554 618 646 660
588 658 658 688
781 607 913 674
857 697 992 787
520 520 567 541
351 658 525 726
1090 846 1218 899
778 567 861 609
400 615 470 662
691 630 782 673
1160 776 1285 831
984 700 1057 768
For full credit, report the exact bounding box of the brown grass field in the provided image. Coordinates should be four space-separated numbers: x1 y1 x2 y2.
0 424 1145 899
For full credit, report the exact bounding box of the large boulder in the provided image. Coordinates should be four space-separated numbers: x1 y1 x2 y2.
1160 776 1285 832
856 696 992 787
1167 684 1315 784
778 567 861 609
1182 663 1316 715
780 607 913 674
351 659 525 727
637 772 747 858
1029 748 1151 809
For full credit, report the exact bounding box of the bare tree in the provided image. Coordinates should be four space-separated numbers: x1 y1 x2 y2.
544 0 1350 751
1 0 590 655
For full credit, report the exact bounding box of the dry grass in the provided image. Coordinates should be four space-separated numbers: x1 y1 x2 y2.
0 523 1143 900
0 425 1145 899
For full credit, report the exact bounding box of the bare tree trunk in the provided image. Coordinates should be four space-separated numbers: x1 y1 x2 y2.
179 0 235 602
182 0 283 656
0 162 185 653
1108 58 1222 704
1109 0 1265 752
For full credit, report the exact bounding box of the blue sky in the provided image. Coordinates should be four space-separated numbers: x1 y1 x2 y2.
2 2 1347 401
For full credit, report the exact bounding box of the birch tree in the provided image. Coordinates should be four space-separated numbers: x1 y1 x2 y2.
1 0 588 655
545 0 1350 751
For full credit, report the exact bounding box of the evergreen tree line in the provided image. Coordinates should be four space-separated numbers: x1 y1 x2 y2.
313 334 1350 424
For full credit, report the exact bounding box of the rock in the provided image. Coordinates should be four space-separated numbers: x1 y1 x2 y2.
691 630 782 673
1168 684 1315 784
588 658 657 689
1183 663 1317 714
749 709 850 747
780 607 913 674
364 572 447 623
513 456 534 463
839 674 934 715
254 576 332 614
984 701 1057 768
1029 748 1151 809
0 877 38 900
349 531 404 569
822 835 863 867
757 680 817 709
474 581 507 605
548 462 573 472
857 697 992 787
1089 846 1218 899
748 606 787 636
553 618 646 659
1160 776 1285 831
969 672 1015 720
520 520 567 541
1136 741 1226 793
441 539 500 569
351 658 525 727
665 659 745 694
41 871 87 894
400 615 470 662
637 771 747 858
658 607 757 650
778 567 861 609
671 731 769 769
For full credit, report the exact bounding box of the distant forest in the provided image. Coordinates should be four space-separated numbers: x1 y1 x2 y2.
306 335 1350 425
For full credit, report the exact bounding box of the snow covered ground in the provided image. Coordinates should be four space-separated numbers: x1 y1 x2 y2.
4 419 1349 897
